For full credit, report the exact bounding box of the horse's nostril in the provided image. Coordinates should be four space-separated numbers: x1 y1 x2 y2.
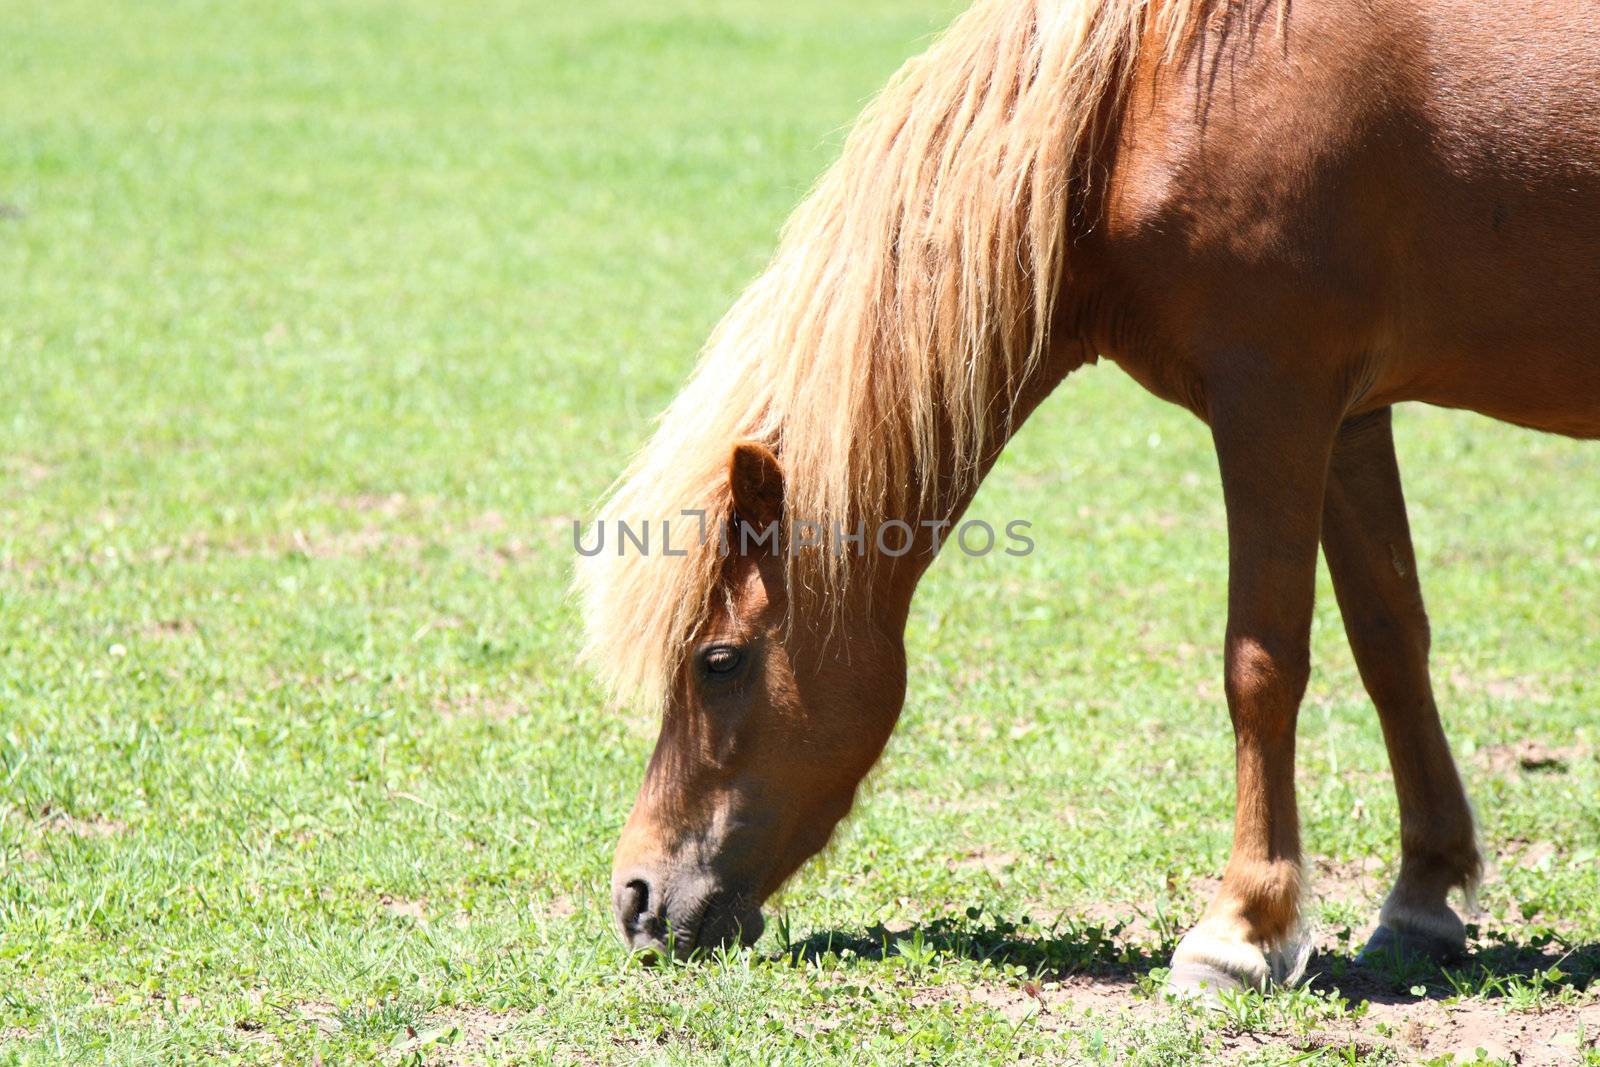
618 878 653 934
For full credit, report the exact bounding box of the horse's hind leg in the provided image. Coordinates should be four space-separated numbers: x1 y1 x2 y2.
1167 378 1342 996
1321 408 1480 963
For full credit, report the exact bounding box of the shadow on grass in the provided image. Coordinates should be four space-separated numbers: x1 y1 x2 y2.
1307 926 1600 1005
776 910 1598 1006
776 910 1177 988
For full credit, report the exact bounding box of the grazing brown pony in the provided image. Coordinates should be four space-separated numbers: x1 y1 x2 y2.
576 0 1600 993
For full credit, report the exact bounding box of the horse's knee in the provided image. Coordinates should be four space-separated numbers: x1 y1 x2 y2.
1225 635 1310 717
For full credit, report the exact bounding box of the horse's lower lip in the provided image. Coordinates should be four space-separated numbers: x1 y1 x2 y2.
631 896 764 959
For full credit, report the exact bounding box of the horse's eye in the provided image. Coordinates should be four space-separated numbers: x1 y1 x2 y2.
701 645 743 676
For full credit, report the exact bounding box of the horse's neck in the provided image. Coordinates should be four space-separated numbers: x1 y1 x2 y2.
871 331 1090 629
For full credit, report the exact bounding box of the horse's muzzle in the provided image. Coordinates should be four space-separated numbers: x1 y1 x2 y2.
611 867 764 958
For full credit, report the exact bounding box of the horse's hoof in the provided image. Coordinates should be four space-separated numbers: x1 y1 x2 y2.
1166 961 1250 1000
1167 920 1276 998
1359 923 1463 966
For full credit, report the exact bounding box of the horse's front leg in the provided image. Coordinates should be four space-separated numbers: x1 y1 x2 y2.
1167 377 1343 996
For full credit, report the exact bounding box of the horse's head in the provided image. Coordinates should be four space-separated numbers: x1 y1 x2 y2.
610 442 908 958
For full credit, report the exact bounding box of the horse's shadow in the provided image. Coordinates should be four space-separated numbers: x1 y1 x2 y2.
777 911 1599 1005
1307 926 1600 1006
777 912 1176 991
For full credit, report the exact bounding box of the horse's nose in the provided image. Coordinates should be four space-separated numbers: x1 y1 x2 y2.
612 870 666 951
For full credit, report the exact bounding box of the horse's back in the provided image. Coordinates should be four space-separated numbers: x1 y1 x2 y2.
1105 0 1600 435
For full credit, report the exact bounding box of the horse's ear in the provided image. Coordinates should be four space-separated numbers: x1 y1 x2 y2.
728 441 784 529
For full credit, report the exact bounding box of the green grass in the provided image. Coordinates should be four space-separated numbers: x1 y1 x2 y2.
2 1 1597 1063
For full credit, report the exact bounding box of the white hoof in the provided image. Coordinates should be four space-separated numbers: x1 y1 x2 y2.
1167 917 1312 998
1168 920 1270 995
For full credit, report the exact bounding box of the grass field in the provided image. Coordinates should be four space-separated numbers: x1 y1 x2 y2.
3 1 1598 1063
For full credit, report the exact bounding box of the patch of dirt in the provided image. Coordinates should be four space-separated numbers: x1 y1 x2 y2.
138 526 425 564
35 809 127 839
394 1008 525 1065
255 1001 527 1063
380 895 428 922
948 849 1018 878
487 537 538 563
3 458 50 485
43 506 564 574
1185 875 1224 907
1293 994 1600 1066
436 691 523 721
145 991 203 1012
0 554 42 576
542 895 579 920
1475 741 1590 778
1501 838 1561 870
1448 670 1556 706
1307 854 1389 912
145 618 200 638
285 527 423 560
334 493 413 518
473 516 573 570
278 1000 340 1035
962 972 1157 1030
946 960 1599 1065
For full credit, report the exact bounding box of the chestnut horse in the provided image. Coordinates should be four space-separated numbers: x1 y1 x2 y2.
576 0 1600 993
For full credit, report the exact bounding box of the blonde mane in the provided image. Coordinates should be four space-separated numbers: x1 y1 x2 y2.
576 0 1205 707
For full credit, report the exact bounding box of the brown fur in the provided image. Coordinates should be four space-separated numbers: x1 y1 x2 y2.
591 0 1597 982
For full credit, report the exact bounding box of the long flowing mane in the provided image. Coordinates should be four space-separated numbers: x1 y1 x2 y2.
577 0 1205 707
